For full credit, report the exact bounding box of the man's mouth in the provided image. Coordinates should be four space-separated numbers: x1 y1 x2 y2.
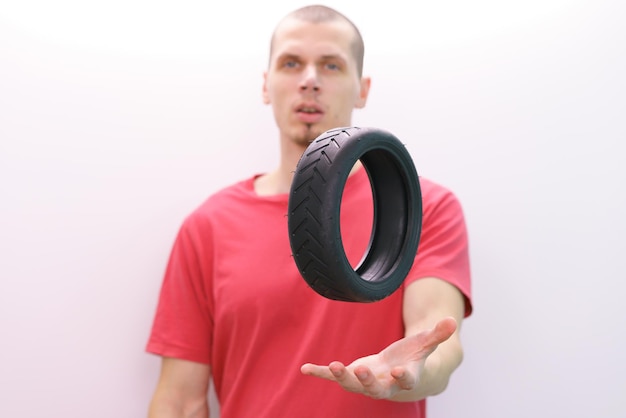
295 104 324 124
297 106 322 114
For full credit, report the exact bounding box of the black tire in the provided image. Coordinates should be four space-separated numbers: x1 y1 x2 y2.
287 127 423 302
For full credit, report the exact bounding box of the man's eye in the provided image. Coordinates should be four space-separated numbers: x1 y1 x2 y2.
284 60 299 68
325 63 340 71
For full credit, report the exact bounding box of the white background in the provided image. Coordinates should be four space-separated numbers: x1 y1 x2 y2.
1 0 625 417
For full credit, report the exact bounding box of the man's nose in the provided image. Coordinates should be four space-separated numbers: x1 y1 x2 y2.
299 66 320 92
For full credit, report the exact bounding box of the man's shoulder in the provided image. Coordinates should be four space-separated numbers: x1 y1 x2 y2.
183 176 257 223
419 177 456 201
418 176 466 217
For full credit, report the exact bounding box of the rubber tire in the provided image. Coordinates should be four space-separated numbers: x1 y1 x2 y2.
288 126 423 302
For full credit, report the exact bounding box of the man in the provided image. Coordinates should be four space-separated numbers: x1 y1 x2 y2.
147 5 472 417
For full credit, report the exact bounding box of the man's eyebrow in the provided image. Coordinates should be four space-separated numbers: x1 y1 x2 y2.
274 53 347 62
275 53 301 61
319 54 346 61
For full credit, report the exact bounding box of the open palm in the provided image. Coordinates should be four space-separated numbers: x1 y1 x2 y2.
300 317 457 399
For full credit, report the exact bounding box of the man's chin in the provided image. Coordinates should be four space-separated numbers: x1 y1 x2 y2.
294 125 325 145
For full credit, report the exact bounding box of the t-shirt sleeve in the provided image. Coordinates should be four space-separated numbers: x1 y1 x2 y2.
145 213 215 364
405 184 473 317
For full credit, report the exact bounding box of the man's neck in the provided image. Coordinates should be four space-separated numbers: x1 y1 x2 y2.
253 132 362 196
254 139 307 196
254 159 363 196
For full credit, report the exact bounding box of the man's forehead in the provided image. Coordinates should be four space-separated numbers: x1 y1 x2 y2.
271 18 355 58
272 41 349 59
273 17 355 46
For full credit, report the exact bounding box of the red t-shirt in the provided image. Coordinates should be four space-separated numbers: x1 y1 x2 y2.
147 167 472 417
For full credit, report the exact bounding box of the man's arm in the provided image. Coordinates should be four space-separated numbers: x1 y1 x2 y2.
391 276 466 401
300 276 466 402
148 358 212 418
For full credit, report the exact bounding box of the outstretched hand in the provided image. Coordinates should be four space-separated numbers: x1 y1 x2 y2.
300 317 457 400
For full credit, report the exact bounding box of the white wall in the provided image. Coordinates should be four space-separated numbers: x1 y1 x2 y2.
1 1 624 417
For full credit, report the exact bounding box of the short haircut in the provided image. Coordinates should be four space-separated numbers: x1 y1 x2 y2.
269 5 365 77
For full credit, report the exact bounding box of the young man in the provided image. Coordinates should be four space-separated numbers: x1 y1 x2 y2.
147 5 472 417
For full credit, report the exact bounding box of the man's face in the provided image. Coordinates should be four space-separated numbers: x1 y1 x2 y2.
263 18 370 146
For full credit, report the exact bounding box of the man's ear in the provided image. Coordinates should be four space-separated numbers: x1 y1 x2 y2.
354 76 371 109
262 72 271 104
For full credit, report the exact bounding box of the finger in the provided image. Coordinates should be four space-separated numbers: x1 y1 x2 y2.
390 366 416 390
353 365 387 399
419 317 458 352
300 363 335 381
329 361 360 388
434 316 458 338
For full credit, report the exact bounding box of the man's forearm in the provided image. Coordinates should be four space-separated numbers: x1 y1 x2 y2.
148 395 209 418
390 338 464 402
